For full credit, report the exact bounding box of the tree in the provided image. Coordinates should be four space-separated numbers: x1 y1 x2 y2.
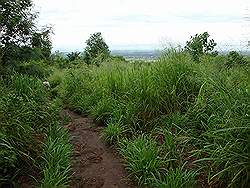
0 0 52 64
83 32 110 65
67 51 81 62
0 0 35 63
31 27 53 60
185 32 217 62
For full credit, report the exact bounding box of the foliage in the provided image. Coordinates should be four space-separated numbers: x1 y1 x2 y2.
226 51 248 67
83 32 110 65
110 55 126 62
0 0 35 45
0 0 34 63
67 51 81 62
0 0 52 64
185 32 217 62
31 27 53 61
14 60 51 79
51 51 70 69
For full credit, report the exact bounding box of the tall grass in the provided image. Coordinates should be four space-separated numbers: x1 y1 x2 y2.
0 73 72 187
0 75 49 175
40 123 72 188
59 50 249 187
62 51 200 130
187 64 250 187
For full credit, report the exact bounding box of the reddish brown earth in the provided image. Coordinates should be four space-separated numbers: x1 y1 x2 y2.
62 109 136 188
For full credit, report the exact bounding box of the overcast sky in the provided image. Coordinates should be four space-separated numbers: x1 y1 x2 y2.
34 0 250 51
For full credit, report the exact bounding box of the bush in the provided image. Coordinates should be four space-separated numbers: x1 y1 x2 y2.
185 32 217 62
67 52 81 62
14 61 50 79
51 52 70 69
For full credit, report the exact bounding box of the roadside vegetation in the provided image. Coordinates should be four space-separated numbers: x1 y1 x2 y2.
1 0 249 187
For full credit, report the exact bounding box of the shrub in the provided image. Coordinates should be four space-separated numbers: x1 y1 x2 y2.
14 61 50 79
185 32 217 62
51 51 70 69
110 55 126 62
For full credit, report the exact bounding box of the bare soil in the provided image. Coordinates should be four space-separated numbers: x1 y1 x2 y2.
62 109 136 188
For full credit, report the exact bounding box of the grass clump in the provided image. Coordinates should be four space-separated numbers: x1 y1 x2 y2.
102 122 124 144
40 124 72 188
152 167 197 188
118 135 161 185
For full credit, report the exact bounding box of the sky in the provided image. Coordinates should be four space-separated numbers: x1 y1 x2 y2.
33 0 250 51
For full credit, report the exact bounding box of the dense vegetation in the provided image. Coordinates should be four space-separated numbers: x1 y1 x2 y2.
55 50 249 187
0 0 71 187
1 0 249 187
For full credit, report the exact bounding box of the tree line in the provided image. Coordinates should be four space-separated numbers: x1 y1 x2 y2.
0 0 247 67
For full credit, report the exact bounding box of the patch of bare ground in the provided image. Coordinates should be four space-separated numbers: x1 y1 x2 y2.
62 109 136 188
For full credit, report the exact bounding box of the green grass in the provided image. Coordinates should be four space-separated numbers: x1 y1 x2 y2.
102 121 125 144
118 135 162 185
0 73 72 187
40 123 72 188
0 74 49 175
58 50 249 187
151 166 197 188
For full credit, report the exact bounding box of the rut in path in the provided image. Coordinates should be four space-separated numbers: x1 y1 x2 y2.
62 109 136 188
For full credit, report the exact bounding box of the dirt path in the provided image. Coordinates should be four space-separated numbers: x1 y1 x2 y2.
62 109 135 188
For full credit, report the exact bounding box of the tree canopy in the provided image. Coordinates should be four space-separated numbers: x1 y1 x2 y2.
185 32 217 62
83 32 110 65
0 0 52 64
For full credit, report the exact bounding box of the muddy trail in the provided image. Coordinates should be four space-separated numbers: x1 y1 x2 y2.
62 109 136 188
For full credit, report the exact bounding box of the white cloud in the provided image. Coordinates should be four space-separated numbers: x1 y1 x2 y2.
33 0 250 51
